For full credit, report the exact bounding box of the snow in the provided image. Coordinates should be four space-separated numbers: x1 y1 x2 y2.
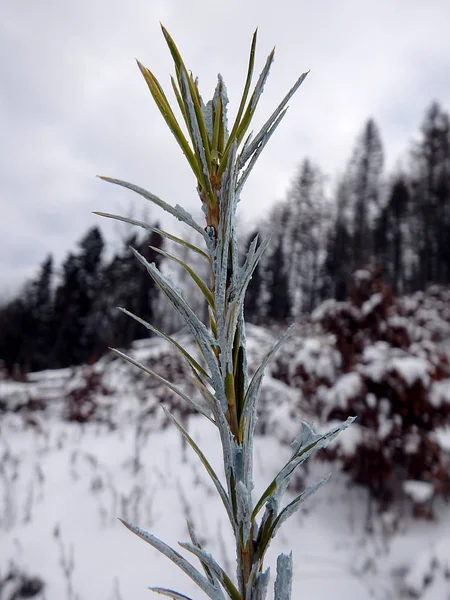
326 372 363 411
354 269 372 282
360 344 431 387
403 538 450 599
361 292 383 316
403 481 434 504
2 323 450 599
430 379 450 408
390 357 430 387
292 337 339 383
433 426 450 452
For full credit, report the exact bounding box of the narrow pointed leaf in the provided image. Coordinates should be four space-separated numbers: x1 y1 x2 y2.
256 477 329 564
93 211 210 261
171 75 190 131
149 588 193 600
252 417 355 520
98 176 206 237
239 71 309 168
273 553 292 600
232 48 275 152
244 325 295 408
149 245 215 309
119 520 221 600
162 407 235 526
268 475 330 540
130 249 222 388
236 109 288 196
186 521 215 584
225 29 257 152
136 60 202 182
110 348 212 420
178 68 214 202
118 307 211 383
161 25 212 167
179 542 241 600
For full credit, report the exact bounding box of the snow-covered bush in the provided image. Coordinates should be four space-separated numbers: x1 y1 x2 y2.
314 269 450 515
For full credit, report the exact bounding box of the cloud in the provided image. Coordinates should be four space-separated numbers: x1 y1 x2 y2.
1 0 450 292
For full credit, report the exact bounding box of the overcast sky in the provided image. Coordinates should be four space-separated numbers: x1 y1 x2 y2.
1 0 450 296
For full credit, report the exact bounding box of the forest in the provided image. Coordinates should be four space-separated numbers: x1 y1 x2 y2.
1 100 449 375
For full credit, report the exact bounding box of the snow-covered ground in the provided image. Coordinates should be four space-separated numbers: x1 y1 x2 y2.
1 322 450 600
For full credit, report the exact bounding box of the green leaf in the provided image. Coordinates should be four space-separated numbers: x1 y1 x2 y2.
230 47 275 158
98 176 206 237
268 475 329 540
148 245 215 309
219 29 257 174
179 542 241 600
239 71 309 168
92 211 211 262
236 108 288 195
255 477 329 564
119 520 221 600
129 248 222 389
160 25 212 165
160 26 214 203
117 307 211 383
252 418 355 521
162 407 235 527
136 60 202 183
110 348 213 422
171 75 190 132
211 95 222 157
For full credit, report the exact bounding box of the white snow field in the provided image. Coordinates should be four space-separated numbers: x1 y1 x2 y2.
1 321 450 600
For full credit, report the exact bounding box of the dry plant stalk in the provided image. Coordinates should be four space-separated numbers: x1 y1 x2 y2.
96 24 353 600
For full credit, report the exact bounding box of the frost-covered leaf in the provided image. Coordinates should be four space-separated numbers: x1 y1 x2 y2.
179 542 240 600
119 519 223 599
273 553 292 600
149 588 193 600
162 408 234 526
110 348 210 420
92 211 210 261
98 177 206 237
252 417 355 520
118 307 211 384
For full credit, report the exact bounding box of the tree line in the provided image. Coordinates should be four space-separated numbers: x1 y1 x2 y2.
1 100 449 374
0 227 164 373
244 101 450 321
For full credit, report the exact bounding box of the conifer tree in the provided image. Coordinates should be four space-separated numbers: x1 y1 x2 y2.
28 254 54 370
52 227 105 366
266 239 291 321
350 119 384 266
411 102 450 288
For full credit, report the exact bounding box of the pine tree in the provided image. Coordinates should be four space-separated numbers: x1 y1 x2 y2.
348 119 384 268
285 159 329 313
374 177 410 293
411 102 450 288
0 296 33 374
28 254 54 370
266 238 291 321
323 181 353 300
104 227 164 347
52 227 106 367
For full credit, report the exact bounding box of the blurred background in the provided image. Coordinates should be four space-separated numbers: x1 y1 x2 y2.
1 1 450 599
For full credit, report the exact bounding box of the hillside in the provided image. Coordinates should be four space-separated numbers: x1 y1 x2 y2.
1 284 450 600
